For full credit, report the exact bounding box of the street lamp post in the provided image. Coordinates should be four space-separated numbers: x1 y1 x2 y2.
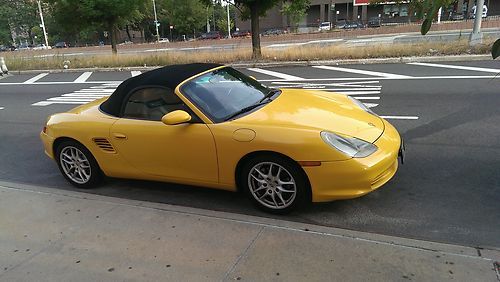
226 2 231 39
152 0 160 42
37 0 49 48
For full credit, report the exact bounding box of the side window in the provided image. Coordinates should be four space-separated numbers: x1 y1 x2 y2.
122 87 189 121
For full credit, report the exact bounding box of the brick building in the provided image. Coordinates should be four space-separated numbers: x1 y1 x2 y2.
235 0 500 32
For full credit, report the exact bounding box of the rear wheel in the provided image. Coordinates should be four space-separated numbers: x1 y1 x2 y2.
56 140 102 188
241 155 310 214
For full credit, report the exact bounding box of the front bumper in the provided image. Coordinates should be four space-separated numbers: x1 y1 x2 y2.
305 119 401 202
40 131 55 159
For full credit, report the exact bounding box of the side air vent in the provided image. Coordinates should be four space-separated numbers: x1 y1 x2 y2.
93 138 116 153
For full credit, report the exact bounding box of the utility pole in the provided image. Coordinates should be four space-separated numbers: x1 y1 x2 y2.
226 2 231 38
470 0 484 45
37 0 49 48
207 6 210 32
152 0 160 42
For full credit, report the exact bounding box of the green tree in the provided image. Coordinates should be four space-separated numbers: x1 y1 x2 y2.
159 0 208 38
0 0 40 45
201 0 289 59
49 0 148 54
282 0 310 32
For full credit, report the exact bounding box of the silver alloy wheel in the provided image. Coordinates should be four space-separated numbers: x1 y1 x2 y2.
59 146 92 184
247 162 297 210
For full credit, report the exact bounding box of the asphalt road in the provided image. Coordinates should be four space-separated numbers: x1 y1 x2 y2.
0 60 499 249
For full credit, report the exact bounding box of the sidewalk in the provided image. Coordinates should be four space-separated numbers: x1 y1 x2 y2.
0 181 498 282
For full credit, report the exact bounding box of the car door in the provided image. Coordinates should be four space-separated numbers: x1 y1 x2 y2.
110 86 218 183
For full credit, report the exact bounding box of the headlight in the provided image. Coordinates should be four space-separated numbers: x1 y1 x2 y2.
348 96 376 115
320 131 377 158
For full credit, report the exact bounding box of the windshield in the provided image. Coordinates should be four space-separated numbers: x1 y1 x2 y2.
180 67 275 123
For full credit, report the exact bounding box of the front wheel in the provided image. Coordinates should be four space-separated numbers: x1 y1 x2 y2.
241 155 311 214
56 140 103 189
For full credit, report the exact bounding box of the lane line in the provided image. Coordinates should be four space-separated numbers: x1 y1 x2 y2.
0 107 4 110
363 103 378 108
61 94 109 98
247 68 303 80
73 72 93 83
330 91 381 95
2 75 499 86
33 101 87 106
351 96 380 100
47 97 98 101
131 71 142 77
380 115 419 120
23 73 49 84
408 62 500 73
313 65 411 78
280 87 381 91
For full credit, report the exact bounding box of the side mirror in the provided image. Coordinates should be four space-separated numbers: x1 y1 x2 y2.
161 110 191 125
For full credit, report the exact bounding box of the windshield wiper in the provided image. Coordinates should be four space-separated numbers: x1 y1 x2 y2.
259 88 280 103
224 101 269 121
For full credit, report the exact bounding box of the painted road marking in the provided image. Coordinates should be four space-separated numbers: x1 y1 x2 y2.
23 73 49 84
247 68 303 80
313 65 411 79
352 97 380 100
73 72 93 83
131 71 142 77
363 103 379 108
408 62 500 73
380 115 419 120
1 75 499 86
32 84 117 106
0 107 4 110
271 80 383 109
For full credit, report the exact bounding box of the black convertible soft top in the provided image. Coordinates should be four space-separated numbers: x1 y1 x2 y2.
100 63 222 116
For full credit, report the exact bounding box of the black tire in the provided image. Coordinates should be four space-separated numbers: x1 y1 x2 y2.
55 140 103 189
240 154 311 214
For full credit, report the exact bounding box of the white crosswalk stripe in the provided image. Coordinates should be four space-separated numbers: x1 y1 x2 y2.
271 80 383 108
74 72 93 83
247 68 304 80
32 83 117 106
23 73 49 84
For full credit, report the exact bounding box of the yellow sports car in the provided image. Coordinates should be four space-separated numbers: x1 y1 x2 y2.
41 63 404 213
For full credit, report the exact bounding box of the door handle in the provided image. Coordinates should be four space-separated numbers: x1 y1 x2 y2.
113 133 127 139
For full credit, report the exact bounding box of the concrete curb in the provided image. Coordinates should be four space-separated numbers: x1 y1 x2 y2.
7 54 493 75
0 179 498 258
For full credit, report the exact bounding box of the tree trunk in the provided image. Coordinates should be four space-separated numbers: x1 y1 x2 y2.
125 25 132 42
110 23 118 54
250 2 261 60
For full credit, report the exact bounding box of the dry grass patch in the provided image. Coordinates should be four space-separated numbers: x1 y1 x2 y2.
2 39 494 71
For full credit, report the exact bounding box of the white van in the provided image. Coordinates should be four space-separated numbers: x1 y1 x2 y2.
318 22 332 31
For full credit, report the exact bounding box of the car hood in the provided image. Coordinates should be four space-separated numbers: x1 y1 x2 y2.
235 89 385 143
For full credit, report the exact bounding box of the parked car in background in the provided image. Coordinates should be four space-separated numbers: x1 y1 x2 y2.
262 28 286 36
471 4 488 18
344 21 363 29
158 38 170 43
17 43 31 51
367 17 381 28
32 44 52 50
318 22 332 31
335 19 347 29
0 45 8 52
450 12 464 21
54 41 68 48
200 31 221 40
232 30 251 38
